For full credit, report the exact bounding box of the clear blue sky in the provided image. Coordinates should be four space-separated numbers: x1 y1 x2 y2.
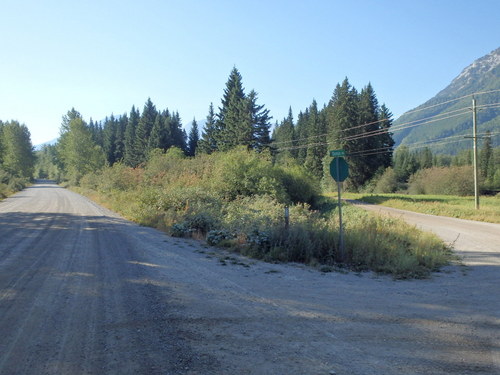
1 0 499 145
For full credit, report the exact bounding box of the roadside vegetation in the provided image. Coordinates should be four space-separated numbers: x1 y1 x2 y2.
33 68 471 279
75 147 450 279
0 120 35 199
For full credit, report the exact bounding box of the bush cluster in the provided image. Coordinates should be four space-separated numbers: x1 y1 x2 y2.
408 166 479 196
0 167 31 198
78 147 450 278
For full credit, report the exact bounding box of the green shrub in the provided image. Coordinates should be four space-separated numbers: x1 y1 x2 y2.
209 147 289 202
206 229 236 246
408 166 480 196
171 222 191 237
280 164 320 205
373 167 400 193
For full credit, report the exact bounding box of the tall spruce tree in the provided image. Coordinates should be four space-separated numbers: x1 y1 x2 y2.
168 111 186 152
103 115 117 165
304 100 326 179
0 121 4 165
326 78 365 189
187 118 199 156
114 114 127 162
295 110 309 165
124 106 140 167
246 90 272 152
134 98 158 164
393 145 419 183
216 67 252 151
377 104 395 169
148 113 167 150
357 83 380 183
480 130 492 179
198 103 218 154
273 107 296 163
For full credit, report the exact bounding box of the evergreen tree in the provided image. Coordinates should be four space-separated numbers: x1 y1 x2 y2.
357 83 380 182
124 106 140 167
0 120 5 165
134 98 158 164
480 130 492 179
273 107 296 163
295 110 309 165
247 90 272 151
114 114 127 162
418 147 433 169
187 118 199 156
198 103 218 154
393 145 418 183
377 104 395 168
326 78 362 188
148 113 167 150
216 67 252 151
304 100 326 179
103 115 117 165
169 111 186 152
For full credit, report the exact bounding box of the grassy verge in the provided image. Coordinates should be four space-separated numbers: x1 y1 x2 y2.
335 192 500 224
75 187 451 279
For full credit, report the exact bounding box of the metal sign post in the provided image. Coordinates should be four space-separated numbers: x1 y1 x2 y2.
329 153 349 262
336 164 345 261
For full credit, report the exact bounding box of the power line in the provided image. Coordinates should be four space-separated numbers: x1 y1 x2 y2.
271 93 500 148
274 108 470 151
400 89 500 117
272 94 499 154
275 110 468 152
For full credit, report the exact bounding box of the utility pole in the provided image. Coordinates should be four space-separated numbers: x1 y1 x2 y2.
472 97 480 210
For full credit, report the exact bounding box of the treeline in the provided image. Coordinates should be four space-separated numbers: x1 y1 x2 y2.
272 78 394 190
38 68 396 190
0 120 35 197
37 67 276 183
370 136 500 195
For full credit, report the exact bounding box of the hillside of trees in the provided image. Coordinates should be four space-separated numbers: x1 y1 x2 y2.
0 120 35 197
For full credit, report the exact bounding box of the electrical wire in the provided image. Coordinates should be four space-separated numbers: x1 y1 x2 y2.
400 89 500 116
272 93 499 154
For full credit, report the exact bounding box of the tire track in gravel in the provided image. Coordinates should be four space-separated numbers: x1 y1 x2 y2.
0 182 219 375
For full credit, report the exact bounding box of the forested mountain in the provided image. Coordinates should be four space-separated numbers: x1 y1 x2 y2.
394 47 500 154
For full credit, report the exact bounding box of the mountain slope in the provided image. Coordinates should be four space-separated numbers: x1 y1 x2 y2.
394 47 500 154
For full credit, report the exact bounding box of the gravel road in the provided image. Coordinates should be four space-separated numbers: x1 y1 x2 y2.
0 182 499 375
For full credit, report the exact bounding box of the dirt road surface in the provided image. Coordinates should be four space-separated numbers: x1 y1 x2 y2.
0 182 499 375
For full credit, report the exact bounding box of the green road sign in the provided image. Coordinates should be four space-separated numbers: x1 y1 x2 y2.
330 157 349 182
329 149 346 157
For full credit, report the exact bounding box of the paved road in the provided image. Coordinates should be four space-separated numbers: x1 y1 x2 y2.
0 182 499 375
